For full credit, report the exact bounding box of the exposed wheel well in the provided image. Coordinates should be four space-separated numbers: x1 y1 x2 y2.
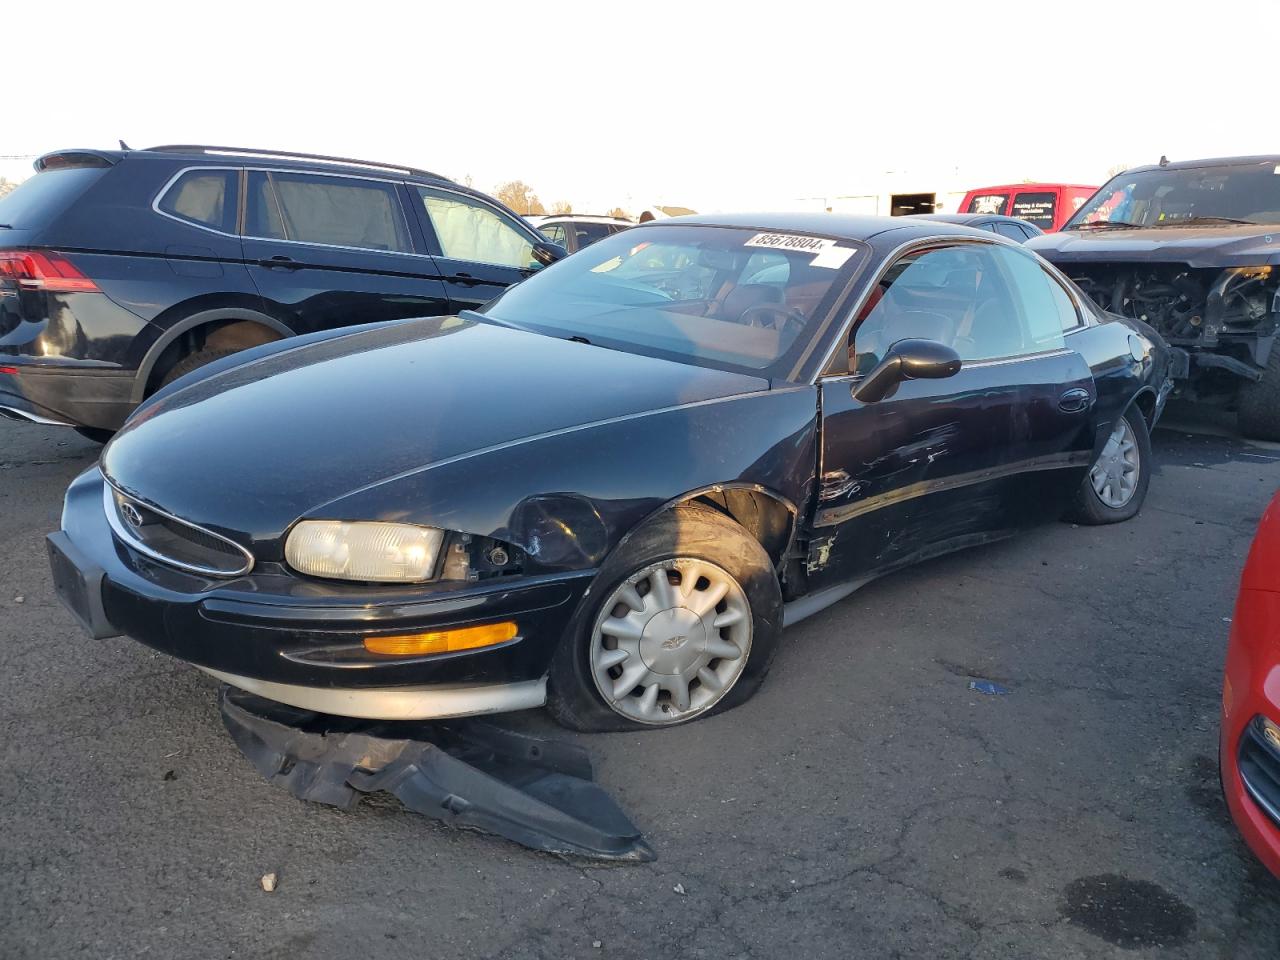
1131 389 1157 428
690 487 795 568
141 316 290 397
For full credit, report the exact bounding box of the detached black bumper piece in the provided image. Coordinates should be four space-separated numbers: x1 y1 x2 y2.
219 686 655 861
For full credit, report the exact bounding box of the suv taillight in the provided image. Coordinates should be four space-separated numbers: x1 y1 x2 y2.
0 251 100 293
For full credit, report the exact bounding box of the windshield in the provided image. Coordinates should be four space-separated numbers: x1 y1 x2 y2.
480 224 864 376
1068 160 1280 228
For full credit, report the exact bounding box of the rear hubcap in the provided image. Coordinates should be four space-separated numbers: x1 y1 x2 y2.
1089 416 1140 508
589 558 752 725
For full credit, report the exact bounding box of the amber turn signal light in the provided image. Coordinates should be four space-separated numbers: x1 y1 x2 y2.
363 621 517 656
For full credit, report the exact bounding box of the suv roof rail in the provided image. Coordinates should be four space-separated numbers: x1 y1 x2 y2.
141 144 452 182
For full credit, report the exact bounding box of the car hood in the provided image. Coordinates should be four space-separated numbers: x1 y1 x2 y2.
1029 224 1280 269
102 316 768 545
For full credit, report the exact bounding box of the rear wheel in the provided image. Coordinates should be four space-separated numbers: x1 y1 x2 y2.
1066 410 1151 525
1237 350 1280 441
158 347 242 389
546 504 783 732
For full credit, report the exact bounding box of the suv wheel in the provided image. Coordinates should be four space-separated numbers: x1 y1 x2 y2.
159 348 242 389
1238 350 1280 441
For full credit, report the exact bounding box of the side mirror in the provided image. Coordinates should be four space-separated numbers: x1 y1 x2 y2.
853 339 962 404
531 240 567 268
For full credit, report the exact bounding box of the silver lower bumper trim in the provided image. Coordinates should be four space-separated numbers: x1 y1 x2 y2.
198 668 548 720
0 405 72 426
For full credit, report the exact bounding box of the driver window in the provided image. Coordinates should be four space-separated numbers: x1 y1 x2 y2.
850 243 1067 375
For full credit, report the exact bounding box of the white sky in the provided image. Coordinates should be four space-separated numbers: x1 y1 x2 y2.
4 0 1277 213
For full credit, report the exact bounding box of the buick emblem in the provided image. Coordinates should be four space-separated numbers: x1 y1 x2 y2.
120 502 145 527
661 635 687 650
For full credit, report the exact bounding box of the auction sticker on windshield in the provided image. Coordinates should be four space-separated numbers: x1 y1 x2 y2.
745 233 855 269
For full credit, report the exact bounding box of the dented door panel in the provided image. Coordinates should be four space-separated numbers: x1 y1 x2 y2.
808 349 1096 589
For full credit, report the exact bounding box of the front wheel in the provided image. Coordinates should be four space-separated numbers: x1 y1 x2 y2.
546 504 783 732
1237 349 1280 441
1065 410 1152 525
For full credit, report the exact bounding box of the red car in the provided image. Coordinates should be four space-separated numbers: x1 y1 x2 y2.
956 183 1098 233
1221 490 1280 878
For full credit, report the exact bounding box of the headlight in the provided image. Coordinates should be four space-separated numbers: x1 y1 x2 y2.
285 521 445 583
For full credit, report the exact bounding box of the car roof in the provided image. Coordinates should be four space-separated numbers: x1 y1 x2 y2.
911 213 1032 225
534 215 633 225
1115 155 1280 175
962 183 1097 193
35 145 457 187
647 211 997 243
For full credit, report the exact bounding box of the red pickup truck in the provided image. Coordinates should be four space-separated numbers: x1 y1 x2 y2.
956 183 1098 233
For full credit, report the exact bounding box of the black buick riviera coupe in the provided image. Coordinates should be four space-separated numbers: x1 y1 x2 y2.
48 214 1172 731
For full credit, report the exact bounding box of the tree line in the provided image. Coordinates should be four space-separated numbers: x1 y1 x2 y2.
491 179 627 220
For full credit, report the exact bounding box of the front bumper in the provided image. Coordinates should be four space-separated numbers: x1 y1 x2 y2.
1220 588 1280 879
50 467 594 719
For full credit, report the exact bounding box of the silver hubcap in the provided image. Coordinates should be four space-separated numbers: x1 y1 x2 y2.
1089 416 1140 508
589 558 752 725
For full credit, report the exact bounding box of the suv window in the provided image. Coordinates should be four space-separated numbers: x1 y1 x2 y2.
1010 191 1056 229
0 167 109 229
573 222 616 247
539 223 568 247
994 221 1025 240
245 171 411 252
851 243 1068 373
417 188 535 269
158 169 238 232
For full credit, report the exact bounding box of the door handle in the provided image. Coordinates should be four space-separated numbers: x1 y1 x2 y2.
1058 388 1092 413
259 255 302 270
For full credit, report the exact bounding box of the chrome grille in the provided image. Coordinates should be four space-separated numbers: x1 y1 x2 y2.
1240 716 1280 829
104 483 254 577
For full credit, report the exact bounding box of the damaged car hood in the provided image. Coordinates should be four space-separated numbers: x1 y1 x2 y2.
101 316 768 543
1029 224 1280 269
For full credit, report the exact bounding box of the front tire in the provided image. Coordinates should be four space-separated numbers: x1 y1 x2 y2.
1237 349 1280 441
1066 410 1151 525
546 504 784 732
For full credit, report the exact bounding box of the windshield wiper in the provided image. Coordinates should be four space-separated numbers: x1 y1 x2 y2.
0 224 12 229
1151 216 1257 226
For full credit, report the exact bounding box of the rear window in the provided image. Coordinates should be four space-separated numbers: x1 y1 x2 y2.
966 193 1008 215
157 169 238 232
0 167 107 229
1011 192 1056 228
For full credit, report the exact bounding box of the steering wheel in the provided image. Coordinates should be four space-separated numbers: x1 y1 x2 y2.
738 303 808 335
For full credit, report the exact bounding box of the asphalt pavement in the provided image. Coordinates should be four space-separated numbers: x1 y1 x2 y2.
2 403 1279 959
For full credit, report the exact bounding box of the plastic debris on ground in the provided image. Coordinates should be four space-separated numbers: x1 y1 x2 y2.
218 686 655 862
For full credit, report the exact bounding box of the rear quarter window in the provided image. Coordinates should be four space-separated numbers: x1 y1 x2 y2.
0 167 109 229
157 169 239 233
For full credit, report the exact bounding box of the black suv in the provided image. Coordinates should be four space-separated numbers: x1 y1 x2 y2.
1029 155 1280 439
0 145 562 439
